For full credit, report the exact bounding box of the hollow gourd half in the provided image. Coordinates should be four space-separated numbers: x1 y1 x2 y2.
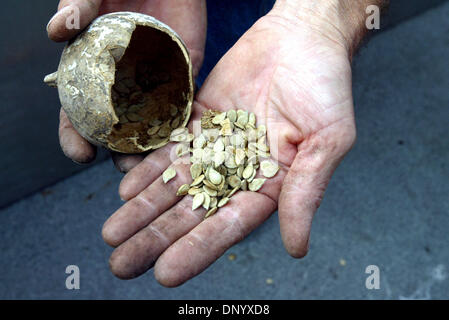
44 12 194 153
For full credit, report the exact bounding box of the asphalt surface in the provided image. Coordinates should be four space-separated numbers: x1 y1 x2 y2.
0 2 448 299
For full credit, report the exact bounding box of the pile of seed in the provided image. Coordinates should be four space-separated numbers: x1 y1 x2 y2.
161 109 279 219
110 61 184 141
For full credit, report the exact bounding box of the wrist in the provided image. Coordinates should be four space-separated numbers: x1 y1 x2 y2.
270 0 386 58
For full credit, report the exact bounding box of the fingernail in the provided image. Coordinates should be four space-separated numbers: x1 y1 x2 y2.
46 5 73 33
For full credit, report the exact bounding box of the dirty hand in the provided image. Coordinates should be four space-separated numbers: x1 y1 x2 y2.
46 0 207 169
101 0 365 286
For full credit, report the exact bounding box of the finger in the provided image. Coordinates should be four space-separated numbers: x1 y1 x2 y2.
108 195 203 279
153 169 286 287
135 0 207 77
119 102 207 200
102 157 192 247
59 108 96 163
158 0 207 77
111 152 146 173
47 0 103 42
278 120 356 258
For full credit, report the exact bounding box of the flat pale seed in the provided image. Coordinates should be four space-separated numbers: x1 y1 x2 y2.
246 123 256 130
241 179 248 191
202 149 214 165
150 119 162 126
248 112 256 126
171 116 181 128
233 122 244 130
228 186 239 198
257 150 271 159
193 135 206 149
126 112 144 122
210 197 218 208
147 125 160 135
247 128 257 142
158 121 172 137
192 193 205 211
128 104 142 113
237 166 244 178
115 106 126 116
185 134 195 142
171 127 188 137
248 168 257 182
223 189 231 198
237 111 249 126
214 151 225 168
208 167 222 185
242 163 254 179
176 143 190 158
203 179 219 191
257 125 267 138
192 148 204 162
220 119 233 136
248 142 257 152
203 185 218 196
227 110 237 122
224 155 238 169
257 137 270 152
170 133 187 142
218 197 230 208
162 168 176 183
190 163 203 179
114 82 129 94
247 154 258 164
188 187 202 195
176 184 190 196
169 104 178 117
217 175 226 190
230 134 243 147
191 174 205 187
217 187 226 197
213 138 225 152
249 178 266 192
204 207 218 219
212 112 226 124
119 114 129 124
202 192 211 210
228 175 242 188
260 160 280 178
235 148 246 165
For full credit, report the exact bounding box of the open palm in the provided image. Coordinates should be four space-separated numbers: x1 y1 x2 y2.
102 13 356 286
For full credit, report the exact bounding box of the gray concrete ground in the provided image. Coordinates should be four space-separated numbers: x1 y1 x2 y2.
0 3 448 299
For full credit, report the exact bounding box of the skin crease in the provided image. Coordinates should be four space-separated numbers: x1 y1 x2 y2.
46 0 385 286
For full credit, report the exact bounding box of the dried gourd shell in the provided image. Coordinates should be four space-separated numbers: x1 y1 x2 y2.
44 12 194 153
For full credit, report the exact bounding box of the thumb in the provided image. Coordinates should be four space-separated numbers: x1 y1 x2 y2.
278 120 356 258
47 0 103 42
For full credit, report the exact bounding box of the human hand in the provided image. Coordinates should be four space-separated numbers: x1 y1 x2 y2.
101 0 363 286
46 0 207 170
